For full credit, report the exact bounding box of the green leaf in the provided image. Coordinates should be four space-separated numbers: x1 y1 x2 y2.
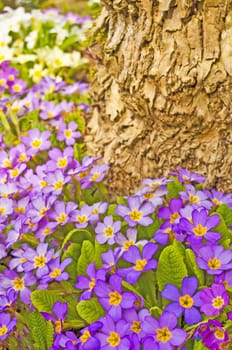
136 271 157 308
27 311 54 350
185 249 204 285
76 298 105 324
167 181 184 199
157 243 188 291
62 243 81 282
149 306 162 319
216 204 232 226
31 290 65 313
94 240 109 268
77 240 95 275
215 213 232 245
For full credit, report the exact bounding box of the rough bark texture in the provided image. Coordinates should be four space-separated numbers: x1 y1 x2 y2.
86 0 232 196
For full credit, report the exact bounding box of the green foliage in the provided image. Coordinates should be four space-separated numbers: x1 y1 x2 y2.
77 240 95 275
76 298 105 324
185 249 205 285
157 241 188 291
62 242 81 282
216 204 232 226
27 311 54 350
136 271 157 308
31 290 65 312
167 180 184 199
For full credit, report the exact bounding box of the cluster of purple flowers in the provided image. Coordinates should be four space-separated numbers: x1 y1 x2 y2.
0 7 232 350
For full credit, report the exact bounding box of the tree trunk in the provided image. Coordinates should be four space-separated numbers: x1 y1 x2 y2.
86 0 232 196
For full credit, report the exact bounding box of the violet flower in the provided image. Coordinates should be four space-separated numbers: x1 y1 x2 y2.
57 121 81 146
95 314 131 350
180 184 212 209
142 311 187 350
196 244 232 275
161 276 202 325
75 262 106 300
95 215 121 245
0 312 17 341
179 208 221 244
115 196 154 227
200 283 229 316
21 128 51 155
198 320 229 350
94 275 136 321
117 242 158 284
157 198 183 225
41 301 68 334
169 168 205 183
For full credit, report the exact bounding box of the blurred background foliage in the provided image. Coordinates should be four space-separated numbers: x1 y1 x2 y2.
0 0 100 16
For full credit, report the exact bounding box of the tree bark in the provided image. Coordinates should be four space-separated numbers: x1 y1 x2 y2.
86 0 232 196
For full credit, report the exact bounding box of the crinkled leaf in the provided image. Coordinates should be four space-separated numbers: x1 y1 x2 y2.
76 298 105 324
157 243 188 291
185 249 204 285
167 181 184 199
31 290 65 313
77 240 95 275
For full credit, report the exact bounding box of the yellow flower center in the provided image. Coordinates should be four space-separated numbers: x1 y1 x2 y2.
164 227 175 240
53 181 63 190
193 224 207 236
104 226 114 237
64 129 73 138
107 331 121 347
40 180 48 188
39 207 48 217
129 209 142 221
18 153 27 162
170 212 180 224
55 320 62 334
78 171 89 179
0 207 5 215
8 75 14 81
34 255 47 268
12 84 22 92
212 296 224 309
3 159 12 168
215 329 225 340
42 227 51 236
20 258 27 263
0 325 8 336
31 138 42 149
57 213 67 223
13 277 24 291
179 294 194 308
57 157 68 168
76 215 87 224
90 172 100 181
54 58 62 66
212 198 223 206
10 168 19 178
15 207 26 214
124 240 135 250
134 259 147 271
0 78 6 86
91 207 99 214
208 258 221 270
109 291 122 306
131 321 141 333
50 268 61 278
80 330 91 344
47 112 54 118
143 192 155 199
89 278 96 291
156 327 172 343
189 195 199 204
27 219 36 228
